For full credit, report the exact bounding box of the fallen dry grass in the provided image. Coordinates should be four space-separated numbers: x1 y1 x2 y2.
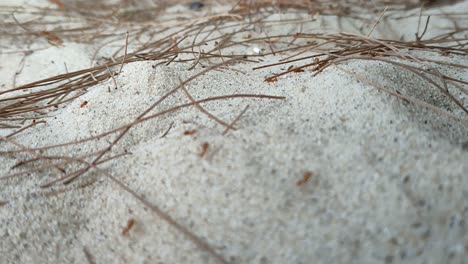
0 1 467 263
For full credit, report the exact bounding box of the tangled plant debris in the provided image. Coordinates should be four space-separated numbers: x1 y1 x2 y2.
0 0 467 263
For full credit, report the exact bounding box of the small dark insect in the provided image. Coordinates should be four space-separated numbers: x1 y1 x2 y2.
189 2 204 10
80 101 88 108
184 129 197 136
264 77 278 83
122 218 136 236
296 171 313 186
200 142 209 158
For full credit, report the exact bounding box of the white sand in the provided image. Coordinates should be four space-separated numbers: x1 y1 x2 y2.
1 1 467 264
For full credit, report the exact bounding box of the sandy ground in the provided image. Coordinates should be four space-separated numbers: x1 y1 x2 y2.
1 1 467 264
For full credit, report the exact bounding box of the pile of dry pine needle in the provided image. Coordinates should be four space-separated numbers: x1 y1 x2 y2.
0 0 467 263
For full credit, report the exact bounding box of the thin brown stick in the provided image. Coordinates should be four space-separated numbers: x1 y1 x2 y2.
106 173 229 264
222 105 250 135
334 65 467 125
118 31 129 74
6 120 46 138
83 246 96 264
180 79 233 130
0 94 285 155
367 7 388 37
105 64 118 90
